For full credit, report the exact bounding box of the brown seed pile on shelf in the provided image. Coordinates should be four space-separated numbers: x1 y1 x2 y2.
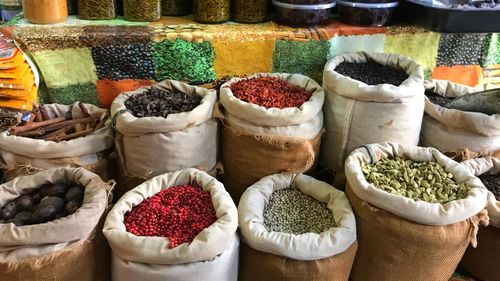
9 102 108 142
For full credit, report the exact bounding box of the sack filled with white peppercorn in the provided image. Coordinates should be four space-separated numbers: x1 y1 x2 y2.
0 102 114 182
344 142 489 281
238 173 357 281
459 156 500 281
0 167 113 281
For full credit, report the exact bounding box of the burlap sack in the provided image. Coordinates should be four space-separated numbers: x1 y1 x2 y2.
0 168 112 281
321 52 424 175
460 157 500 281
238 174 357 281
0 103 114 182
344 142 489 281
422 79 500 154
111 80 218 196
103 168 239 281
219 73 324 202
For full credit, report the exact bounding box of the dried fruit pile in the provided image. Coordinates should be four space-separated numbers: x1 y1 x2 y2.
124 185 217 248
229 77 312 109
335 62 408 86
0 183 84 226
125 87 202 118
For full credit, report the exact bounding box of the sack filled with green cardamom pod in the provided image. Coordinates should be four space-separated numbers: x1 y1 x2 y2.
238 173 357 281
344 142 489 281
459 156 500 281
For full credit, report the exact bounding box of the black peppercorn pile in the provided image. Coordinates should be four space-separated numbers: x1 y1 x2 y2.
479 174 500 201
425 90 455 107
335 62 408 86
91 43 155 81
125 87 202 118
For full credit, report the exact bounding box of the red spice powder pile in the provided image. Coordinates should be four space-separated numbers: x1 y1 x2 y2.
124 185 217 248
229 77 312 109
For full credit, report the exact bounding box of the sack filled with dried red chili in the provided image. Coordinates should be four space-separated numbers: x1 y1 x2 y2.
111 80 218 197
103 168 239 281
219 73 324 202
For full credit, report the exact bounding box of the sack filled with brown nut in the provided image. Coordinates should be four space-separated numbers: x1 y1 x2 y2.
0 167 113 281
344 142 489 281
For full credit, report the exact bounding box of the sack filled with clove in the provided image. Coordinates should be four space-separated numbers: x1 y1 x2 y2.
0 102 114 181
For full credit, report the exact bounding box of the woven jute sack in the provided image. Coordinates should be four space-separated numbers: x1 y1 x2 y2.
0 168 113 281
103 168 239 281
345 142 489 281
321 52 424 178
111 80 218 196
220 73 324 202
0 102 114 182
238 174 357 281
422 79 500 154
460 157 500 281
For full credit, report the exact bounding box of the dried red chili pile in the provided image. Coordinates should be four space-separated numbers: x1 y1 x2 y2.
124 185 217 248
229 77 312 109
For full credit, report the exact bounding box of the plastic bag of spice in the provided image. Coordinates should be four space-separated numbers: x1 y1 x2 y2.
219 73 324 202
459 156 500 281
421 79 500 154
0 167 112 281
344 142 489 281
238 173 357 281
103 168 239 281
321 52 425 182
111 80 218 197
0 102 114 182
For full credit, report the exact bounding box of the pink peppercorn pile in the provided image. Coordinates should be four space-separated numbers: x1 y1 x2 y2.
124 185 217 248
229 77 312 109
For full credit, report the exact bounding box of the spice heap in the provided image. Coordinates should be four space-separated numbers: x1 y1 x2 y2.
263 188 336 234
335 62 408 86
0 183 84 226
124 185 217 248
362 157 471 204
229 77 312 109
425 90 454 107
125 87 202 118
9 103 108 142
479 174 499 201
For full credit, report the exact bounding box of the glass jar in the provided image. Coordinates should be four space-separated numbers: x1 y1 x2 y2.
124 0 160 21
161 0 191 16
233 0 268 23
77 0 115 20
67 0 77 15
22 0 68 24
193 0 230 23
2 0 22 22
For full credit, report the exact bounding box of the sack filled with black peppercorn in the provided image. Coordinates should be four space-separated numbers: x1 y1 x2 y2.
0 167 113 281
0 102 114 182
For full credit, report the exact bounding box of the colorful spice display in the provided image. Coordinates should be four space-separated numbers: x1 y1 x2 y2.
335 61 409 86
229 77 312 109
263 188 336 234
124 185 217 248
9 103 108 142
0 183 84 226
125 87 201 118
479 174 500 200
48 83 100 106
361 157 471 204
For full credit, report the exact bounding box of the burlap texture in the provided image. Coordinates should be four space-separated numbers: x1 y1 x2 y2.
239 241 357 281
221 123 322 202
461 225 500 281
346 186 481 281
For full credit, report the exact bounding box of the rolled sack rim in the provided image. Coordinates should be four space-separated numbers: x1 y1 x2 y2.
219 73 325 127
344 142 489 226
323 52 425 102
238 173 357 261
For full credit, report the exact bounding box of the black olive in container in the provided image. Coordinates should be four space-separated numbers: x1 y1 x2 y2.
272 0 336 27
161 0 192 16
77 0 115 19
193 0 231 23
336 0 398 27
123 0 160 21
233 0 269 23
